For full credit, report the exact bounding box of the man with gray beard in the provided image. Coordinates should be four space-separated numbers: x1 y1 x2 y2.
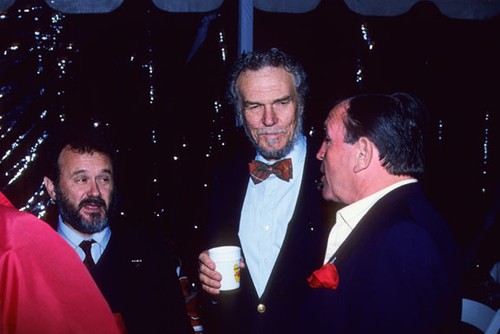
197 48 332 334
43 126 194 334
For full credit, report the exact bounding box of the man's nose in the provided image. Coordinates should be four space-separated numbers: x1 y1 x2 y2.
87 180 101 196
262 107 277 126
316 143 326 161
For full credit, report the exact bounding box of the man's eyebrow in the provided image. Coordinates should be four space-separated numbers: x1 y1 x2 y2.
70 168 113 176
274 95 293 103
244 95 293 104
243 99 261 105
70 169 89 176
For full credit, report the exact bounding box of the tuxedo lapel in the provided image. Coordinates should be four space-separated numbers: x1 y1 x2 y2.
329 183 419 267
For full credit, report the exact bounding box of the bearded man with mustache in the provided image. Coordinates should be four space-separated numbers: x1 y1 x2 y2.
43 126 194 334
197 48 334 334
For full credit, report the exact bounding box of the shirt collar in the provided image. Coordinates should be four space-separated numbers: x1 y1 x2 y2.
57 215 111 248
337 179 418 231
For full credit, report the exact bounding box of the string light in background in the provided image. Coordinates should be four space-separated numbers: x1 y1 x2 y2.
481 111 490 194
0 3 73 218
356 22 375 86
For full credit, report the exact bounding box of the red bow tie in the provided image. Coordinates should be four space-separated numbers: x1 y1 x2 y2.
248 158 293 184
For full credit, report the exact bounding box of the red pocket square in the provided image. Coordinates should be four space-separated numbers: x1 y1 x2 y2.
307 263 339 289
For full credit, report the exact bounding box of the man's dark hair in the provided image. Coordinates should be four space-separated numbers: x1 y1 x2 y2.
342 92 429 178
45 123 117 186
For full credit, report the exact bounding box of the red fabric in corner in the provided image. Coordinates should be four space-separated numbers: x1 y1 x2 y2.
0 192 124 334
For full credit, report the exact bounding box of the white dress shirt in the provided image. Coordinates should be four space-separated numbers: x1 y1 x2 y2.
239 135 306 297
324 179 418 264
57 216 111 264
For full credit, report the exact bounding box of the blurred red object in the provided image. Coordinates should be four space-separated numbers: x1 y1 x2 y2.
179 275 204 334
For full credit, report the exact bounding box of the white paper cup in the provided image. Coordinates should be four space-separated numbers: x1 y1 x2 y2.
208 246 241 291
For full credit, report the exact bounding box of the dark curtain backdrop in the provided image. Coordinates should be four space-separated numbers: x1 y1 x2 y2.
1 0 499 279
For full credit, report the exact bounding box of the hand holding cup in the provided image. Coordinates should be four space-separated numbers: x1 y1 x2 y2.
208 246 241 291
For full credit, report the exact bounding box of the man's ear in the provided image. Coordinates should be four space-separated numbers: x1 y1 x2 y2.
353 137 372 173
43 176 57 200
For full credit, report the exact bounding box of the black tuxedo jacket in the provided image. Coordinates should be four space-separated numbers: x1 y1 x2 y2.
294 183 462 334
201 131 333 334
84 222 194 334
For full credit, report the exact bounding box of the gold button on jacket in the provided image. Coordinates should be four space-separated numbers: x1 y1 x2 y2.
257 304 266 313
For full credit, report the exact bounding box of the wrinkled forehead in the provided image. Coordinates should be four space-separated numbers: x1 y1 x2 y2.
58 146 113 170
237 66 294 88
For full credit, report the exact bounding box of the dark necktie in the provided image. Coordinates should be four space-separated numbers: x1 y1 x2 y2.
248 158 293 184
79 239 96 270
